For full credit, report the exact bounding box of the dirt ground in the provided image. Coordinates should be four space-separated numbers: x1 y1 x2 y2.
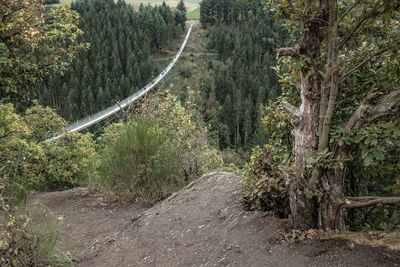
28 172 400 266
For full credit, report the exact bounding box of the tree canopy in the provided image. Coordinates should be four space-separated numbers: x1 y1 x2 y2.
0 0 87 102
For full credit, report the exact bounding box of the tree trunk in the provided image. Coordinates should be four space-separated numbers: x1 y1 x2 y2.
283 0 329 229
319 168 345 230
284 71 319 229
289 187 317 229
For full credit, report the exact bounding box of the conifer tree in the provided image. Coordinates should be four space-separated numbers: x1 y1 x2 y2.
38 0 177 121
175 0 186 30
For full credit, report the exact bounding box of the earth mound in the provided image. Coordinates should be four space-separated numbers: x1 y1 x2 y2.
29 172 400 266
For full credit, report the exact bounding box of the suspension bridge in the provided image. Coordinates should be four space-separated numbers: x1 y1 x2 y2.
49 24 193 142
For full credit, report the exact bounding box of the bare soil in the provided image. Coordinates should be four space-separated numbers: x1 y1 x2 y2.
28 172 400 266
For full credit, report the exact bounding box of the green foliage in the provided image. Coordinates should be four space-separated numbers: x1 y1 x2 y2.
242 147 289 217
200 0 257 27
248 0 400 229
0 205 72 266
242 100 292 216
0 103 96 207
0 103 93 265
0 0 87 102
91 92 223 201
43 0 61 4
179 62 194 78
198 2 287 150
175 0 186 29
38 0 179 121
94 120 180 201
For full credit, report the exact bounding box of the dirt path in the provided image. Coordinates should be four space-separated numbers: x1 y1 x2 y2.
29 172 400 266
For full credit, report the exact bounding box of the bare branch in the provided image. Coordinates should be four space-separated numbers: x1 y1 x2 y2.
282 101 300 116
290 80 301 93
344 88 382 129
341 197 400 209
367 89 400 123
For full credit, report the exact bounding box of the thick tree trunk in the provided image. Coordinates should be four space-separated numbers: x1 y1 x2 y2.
282 1 329 230
284 71 319 229
319 168 345 230
289 187 317 229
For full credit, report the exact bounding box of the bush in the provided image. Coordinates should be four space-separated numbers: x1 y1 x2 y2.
0 205 72 266
137 92 223 181
242 146 289 217
241 100 292 217
93 120 181 201
91 92 223 201
179 62 194 78
0 103 96 206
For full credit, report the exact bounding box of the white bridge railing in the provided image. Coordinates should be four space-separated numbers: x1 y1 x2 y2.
49 24 193 142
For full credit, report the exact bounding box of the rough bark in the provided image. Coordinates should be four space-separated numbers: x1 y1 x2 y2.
281 1 330 230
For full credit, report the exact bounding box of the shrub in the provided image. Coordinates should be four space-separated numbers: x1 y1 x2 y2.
242 146 289 217
179 62 194 78
91 92 223 201
241 100 292 217
137 92 223 180
94 120 181 201
0 205 72 266
0 103 96 205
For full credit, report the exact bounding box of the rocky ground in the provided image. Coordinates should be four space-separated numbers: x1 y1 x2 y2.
29 172 400 266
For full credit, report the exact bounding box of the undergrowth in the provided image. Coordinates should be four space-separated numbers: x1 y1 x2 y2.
0 205 72 266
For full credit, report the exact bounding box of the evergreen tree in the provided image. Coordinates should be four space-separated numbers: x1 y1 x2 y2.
175 0 186 30
38 0 178 121
197 0 288 149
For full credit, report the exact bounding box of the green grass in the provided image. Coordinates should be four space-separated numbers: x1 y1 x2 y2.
186 7 200 20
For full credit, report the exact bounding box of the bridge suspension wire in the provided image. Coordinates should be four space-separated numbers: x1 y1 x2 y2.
48 24 194 142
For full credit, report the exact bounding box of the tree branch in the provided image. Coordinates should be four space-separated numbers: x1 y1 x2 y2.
282 101 300 116
277 47 298 58
345 88 400 130
366 89 400 123
338 10 377 51
318 0 338 151
339 45 397 83
344 88 382 129
341 197 400 209
336 0 364 26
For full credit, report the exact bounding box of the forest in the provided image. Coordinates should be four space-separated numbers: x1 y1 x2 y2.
1 0 400 265
199 0 287 149
37 0 185 122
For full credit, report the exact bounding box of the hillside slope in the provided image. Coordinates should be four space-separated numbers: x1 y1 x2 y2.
29 172 400 266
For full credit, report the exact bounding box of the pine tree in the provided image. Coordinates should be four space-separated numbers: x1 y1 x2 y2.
175 0 186 30
38 0 178 120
